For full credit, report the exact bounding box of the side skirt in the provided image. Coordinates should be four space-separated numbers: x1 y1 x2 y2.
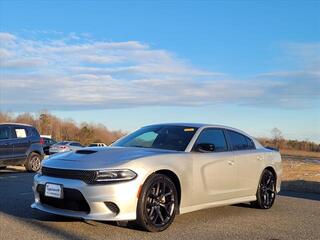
179 195 256 215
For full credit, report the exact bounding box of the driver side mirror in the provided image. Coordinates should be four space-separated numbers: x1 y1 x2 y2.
194 143 215 153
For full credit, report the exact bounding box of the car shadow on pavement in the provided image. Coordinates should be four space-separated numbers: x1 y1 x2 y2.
281 180 320 196
0 166 27 174
279 190 320 201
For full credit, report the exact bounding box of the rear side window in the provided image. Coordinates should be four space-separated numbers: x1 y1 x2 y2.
14 128 27 138
227 130 255 151
195 128 228 152
0 126 11 140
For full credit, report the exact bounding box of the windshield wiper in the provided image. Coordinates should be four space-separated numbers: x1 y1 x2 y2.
130 145 147 148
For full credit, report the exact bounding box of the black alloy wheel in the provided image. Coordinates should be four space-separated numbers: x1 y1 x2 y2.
136 174 178 232
253 169 276 209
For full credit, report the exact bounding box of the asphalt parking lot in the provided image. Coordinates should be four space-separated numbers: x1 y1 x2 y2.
0 167 319 240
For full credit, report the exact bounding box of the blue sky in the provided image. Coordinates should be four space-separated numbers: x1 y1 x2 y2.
0 1 319 141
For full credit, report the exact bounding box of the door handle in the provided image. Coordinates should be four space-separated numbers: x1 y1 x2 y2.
257 156 264 161
228 160 234 165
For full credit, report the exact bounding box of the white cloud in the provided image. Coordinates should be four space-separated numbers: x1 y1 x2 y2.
0 32 16 42
0 32 319 111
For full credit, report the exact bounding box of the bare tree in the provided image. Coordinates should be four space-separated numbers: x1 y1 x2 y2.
271 128 284 149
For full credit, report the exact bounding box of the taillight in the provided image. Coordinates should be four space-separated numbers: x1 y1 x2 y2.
40 138 44 145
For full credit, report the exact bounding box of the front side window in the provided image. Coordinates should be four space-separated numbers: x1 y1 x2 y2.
194 128 228 152
227 130 255 150
0 126 11 140
112 125 198 151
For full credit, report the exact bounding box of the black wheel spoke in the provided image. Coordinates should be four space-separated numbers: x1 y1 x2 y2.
156 208 164 223
163 190 173 197
156 182 160 196
159 203 171 215
149 206 155 219
162 182 166 195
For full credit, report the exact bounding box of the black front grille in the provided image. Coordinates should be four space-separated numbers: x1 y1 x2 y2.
42 167 97 184
37 184 90 213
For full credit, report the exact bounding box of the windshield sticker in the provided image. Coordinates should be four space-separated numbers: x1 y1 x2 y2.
184 128 195 132
15 129 27 138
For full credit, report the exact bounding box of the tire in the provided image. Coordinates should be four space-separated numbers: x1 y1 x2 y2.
136 174 178 232
252 169 276 209
25 152 42 172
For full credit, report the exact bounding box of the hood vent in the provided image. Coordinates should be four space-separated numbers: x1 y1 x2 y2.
76 149 97 154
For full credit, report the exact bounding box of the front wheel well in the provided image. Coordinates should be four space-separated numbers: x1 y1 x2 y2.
155 169 181 208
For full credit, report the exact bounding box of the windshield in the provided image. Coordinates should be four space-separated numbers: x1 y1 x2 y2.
112 125 198 151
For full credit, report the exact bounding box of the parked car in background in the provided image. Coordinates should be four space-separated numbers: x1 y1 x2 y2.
32 123 282 232
49 141 83 154
0 123 44 172
42 137 57 155
88 143 107 147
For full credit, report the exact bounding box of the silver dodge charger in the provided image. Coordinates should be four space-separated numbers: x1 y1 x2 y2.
32 123 282 232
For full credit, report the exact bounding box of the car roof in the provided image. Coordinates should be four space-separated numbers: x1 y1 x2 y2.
145 122 235 129
0 122 33 127
144 123 254 137
143 123 263 148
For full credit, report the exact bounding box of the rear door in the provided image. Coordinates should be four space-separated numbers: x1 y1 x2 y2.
193 128 236 203
11 126 30 163
226 130 264 198
0 125 14 165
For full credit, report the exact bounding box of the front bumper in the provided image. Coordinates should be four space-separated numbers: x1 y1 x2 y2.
31 174 140 221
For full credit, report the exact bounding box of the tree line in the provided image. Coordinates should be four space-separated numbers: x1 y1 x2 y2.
258 128 320 152
0 112 124 146
1 112 319 152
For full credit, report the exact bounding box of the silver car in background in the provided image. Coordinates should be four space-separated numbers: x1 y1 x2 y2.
32 123 282 232
49 141 83 154
88 143 107 147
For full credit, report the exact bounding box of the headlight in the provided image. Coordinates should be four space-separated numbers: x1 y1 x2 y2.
95 169 137 182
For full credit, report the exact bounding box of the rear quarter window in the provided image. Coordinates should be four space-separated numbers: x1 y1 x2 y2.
227 130 255 151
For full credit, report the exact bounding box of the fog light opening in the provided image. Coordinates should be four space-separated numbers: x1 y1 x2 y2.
104 202 120 215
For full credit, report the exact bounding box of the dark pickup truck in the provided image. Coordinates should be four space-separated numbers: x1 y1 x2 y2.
0 123 44 172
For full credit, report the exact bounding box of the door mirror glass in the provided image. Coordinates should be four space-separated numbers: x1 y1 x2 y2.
194 143 215 153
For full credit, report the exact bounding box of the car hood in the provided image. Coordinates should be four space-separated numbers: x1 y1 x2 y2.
42 146 177 170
